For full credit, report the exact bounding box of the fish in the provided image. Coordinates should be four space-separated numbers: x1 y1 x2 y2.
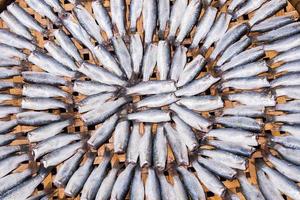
110 163 135 200
0 145 26 160
126 80 177 96
222 105 265 118
21 97 69 111
201 13 232 53
271 143 300 165
78 62 127 86
44 0 64 13
0 105 21 118
270 135 300 149
127 122 142 164
112 36 133 79
215 116 262 132
143 0 157 44
237 172 265 200
269 46 300 64
0 169 32 194
210 23 249 61
73 80 117 96
216 46 265 73
164 122 189 165
0 44 27 60
0 29 35 51
158 0 170 38
64 153 95 197
228 0 246 13
170 103 212 132
0 94 17 105
197 156 237 180
0 68 21 79
264 33 300 52
224 91 276 106
129 0 143 32
7 3 45 33
177 54 206 87
145 168 161 200
0 167 50 200
16 111 61 126
190 6 218 49
169 168 188 200
168 0 188 42
202 0 212 7
53 149 85 187
92 0 114 39
173 115 199 151
110 0 126 36
95 161 121 200
157 171 177 200
32 133 81 160
0 153 29 178
169 46 187 82
130 33 143 76
199 149 248 170
157 41 171 80
22 71 68 86
251 14 295 33
28 118 73 142
249 0 287 26
135 93 178 108
274 60 300 74
87 114 119 149
127 109 171 123
26 191 50 200
130 166 145 200
275 100 300 113
233 0 267 19
271 72 300 87
25 0 60 25
153 125 167 171
0 119 18 135
175 0 201 44
192 160 227 197
74 4 104 44
216 36 251 67
0 57 21 67
0 81 18 90
28 51 77 78
177 95 224 112
220 76 270 90
41 141 84 168
225 191 241 200
113 111 130 153
270 113 300 125
175 74 220 97
22 84 70 99
176 166 206 200
139 124 152 167
44 41 78 71
142 44 158 81
53 29 82 62
279 124 300 138
78 93 115 114
0 10 33 40
81 150 112 200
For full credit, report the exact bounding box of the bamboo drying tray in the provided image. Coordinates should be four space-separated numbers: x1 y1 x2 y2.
0 0 299 199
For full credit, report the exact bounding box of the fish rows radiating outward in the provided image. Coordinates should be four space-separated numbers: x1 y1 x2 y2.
1 0 300 199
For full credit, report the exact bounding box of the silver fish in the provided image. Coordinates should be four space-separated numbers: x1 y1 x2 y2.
275 100 300 113
142 43 158 81
110 163 135 200
271 72 300 87
169 46 187 82
73 80 117 96
33 133 81 160
130 33 143 75
0 57 21 67
175 0 201 44
270 46 300 64
0 119 18 135
0 81 17 90
25 0 60 25
92 0 113 39
264 33 300 52
127 122 141 163
111 0 126 36
175 74 220 97
64 153 95 197
127 109 171 123
145 168 161 200
130 0 143 32
112 36 133 79
249 0 287 26
272 143 300 165
225 191 241 200
225 91 276 106
130 166 145 200
168 0 188 42
170 103 212 132
0 68 21 79
95 161 121 200
136 93 178 108
192 160 226 197
53 29 82 62
114 111 130 154
7 3 45 33
0 169 32 194
158 0 170 38
190 6 218 49
0 106 21 118
0 94 16 105
0 145 25 160
0 10 33 40
153 125 167 171
78 93 115 114
16 111 61 126
87 114 118 149
157 40 171 80
28 51 77 78
22 71 68 86
279 124 300 138
177 95 223 112
233 0 267 19
44 0 64 13
222 105 265 118
237 172 265 200
170 169 188 200
220 76 270 90
215 116 262 132
274 60 300 74
21 97 69 111
53 149 85 187
202 0 212 7
74 4 104 44
228 0 246 13
157 172 176 200
143 0 157 44
0 153 29 178
0 29 35 51
44 41 77 71
270 135 300 149
22 84 70 99
0 132 23 146
270 113 300 125
126 80 177 96
177 54 206 87
0 44 27 60
216 36 251 67
139 124 152 167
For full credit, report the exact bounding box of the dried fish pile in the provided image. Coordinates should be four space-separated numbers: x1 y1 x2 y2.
0 0 300 199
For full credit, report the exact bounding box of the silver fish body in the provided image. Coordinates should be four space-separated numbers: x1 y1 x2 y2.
139 124 152 167
169 46 187 82
145 168 161 200
225 91 276 106
44 0 64 13
0 154 29 178
126 123 142 164
168 0 188 41
233 0 267 19
264 33 300 52
0 29 35 51
126 80 176 96
73 80 117 96
130 166 145 200
130 34 143 75
92 0 113 39
143 0 157 44
153 125 167 171
158 0 170 38
272 144 300 165
16 111 61 126
142 44 158 81
220 76 270 90
177 95 223 112
222 105 265 118
130 0 143 32
21 97 69 111
22 84 70 99
237 172 265 200
0 169 32 194
157 40 171 80
110 0 126 36
0 119 18 134
22 71 67 86
215 116 262 132
270 46 300 64
127 109 171 123
114 115 130 153
135 93 178 108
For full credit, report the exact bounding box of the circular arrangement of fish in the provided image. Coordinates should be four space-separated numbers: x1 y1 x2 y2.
0 0 300 199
